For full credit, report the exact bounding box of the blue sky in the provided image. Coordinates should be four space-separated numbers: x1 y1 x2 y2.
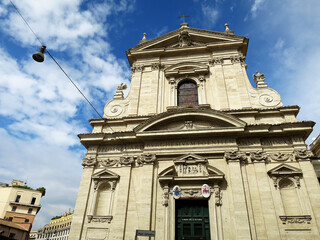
0 0 319 230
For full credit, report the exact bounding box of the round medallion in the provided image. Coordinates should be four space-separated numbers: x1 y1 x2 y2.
172 185 181 199
201 184 211 198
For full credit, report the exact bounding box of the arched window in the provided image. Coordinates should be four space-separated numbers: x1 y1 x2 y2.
178 80 198 107
95 182 111 216
279 178 301 215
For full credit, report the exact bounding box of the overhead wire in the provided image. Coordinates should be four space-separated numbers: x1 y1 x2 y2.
8 0 127 148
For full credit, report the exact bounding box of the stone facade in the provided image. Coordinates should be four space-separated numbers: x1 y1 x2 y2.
69 23 320 239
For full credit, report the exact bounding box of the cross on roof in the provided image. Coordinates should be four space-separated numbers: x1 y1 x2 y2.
178 13 190 23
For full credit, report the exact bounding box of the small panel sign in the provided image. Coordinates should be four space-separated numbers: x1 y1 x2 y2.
136 230 155 237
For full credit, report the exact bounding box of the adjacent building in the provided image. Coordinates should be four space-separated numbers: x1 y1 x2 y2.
69 23 320 239
0 219 30 240
35 210 73 240
0 180 43 231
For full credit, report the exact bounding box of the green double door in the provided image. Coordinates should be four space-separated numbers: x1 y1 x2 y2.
176 200 211 240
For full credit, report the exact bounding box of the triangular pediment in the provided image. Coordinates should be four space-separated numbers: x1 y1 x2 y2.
134 109 246 136
158 154 224 183
92 169 120 180
164 62 209 77
130 27 245 52
268 164 302 176
174 153 208 164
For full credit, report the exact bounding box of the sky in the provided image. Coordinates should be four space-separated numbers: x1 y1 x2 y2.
0 0 319 230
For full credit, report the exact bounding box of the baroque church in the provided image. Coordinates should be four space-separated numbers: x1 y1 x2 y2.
69 23 320 240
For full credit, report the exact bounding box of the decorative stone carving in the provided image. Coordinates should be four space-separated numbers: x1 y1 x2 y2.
162 185 169 206
253 71 268 88
151 63 163 70
210 57 223 66
268 164 303 189
294 149 313 161
137 153 156 165
270 152 290 162
181 189 202 198
87 215 113 223
184 121 193 129
178 30 192 47
279 215 312 224
250 150 268 162
230 56 242 64
214 188 223 206
225 150 247 163
131 65 144 72
100 158 118 167
119 156 135 166
82 156 97 167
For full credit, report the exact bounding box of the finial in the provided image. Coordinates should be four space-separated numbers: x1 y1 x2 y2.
253 71 267 88
224 23 234 34
139 33 147 44
180 22 189 28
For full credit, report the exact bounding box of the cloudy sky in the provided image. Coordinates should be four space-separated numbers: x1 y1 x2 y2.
0 0 319 230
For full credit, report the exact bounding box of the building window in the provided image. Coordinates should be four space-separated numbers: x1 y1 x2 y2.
31 197 36 205
25 219 29 223
178 80 198 107
28 208 33 214
11 206 17 212
8 217 13 221
9 233 15 238
15 195 21 203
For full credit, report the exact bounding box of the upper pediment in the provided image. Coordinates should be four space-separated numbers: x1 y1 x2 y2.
134 108 246 136
268 164 302 176
92 169 120 181
126 26 248 65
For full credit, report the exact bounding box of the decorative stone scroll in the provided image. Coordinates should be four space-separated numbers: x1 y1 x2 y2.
269 152 290 162
225 150 247 163
250 150 268 162
210 57 223 66
82 156 97 167
131 65 144 72
119 156 135 166
279 215 312 224
137 153 156 166
151 63 164 70
214 188 223 206
99 158 118 167
230 56 245 65
162 185 169 206
294 149 313 161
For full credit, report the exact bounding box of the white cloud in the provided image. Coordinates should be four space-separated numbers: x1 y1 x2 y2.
0 0 134 230
248 0 320 143
201 5 219 27
251 0 266 17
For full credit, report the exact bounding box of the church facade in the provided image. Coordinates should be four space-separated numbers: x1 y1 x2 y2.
69 23 320 240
